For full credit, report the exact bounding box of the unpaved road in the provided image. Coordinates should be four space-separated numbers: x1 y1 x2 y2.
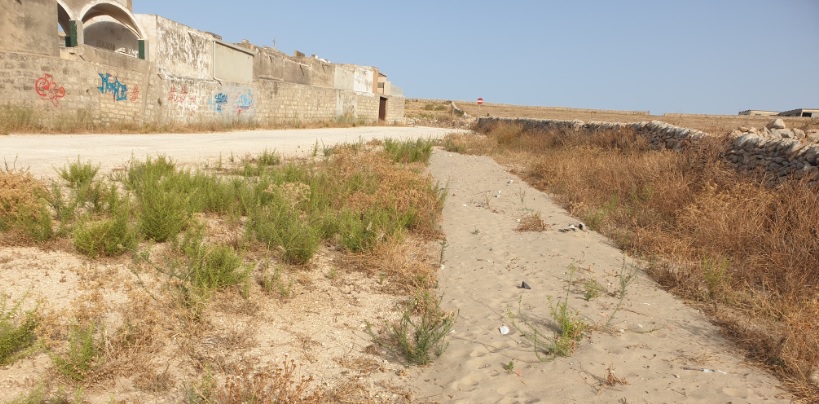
0 126 462 178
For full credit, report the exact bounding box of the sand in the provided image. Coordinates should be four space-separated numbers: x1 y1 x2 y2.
410 150 791 403
0 127 794 402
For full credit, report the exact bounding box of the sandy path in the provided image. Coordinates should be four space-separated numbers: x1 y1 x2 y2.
414 150 790 403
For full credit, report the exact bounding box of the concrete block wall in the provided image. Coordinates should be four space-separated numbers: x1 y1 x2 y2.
1 7 403 129
1 48 150 127
477 117 819 183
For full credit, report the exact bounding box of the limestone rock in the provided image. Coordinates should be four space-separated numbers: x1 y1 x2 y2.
767 118 786 130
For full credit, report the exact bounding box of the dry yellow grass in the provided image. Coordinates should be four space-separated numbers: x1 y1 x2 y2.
406 98 819 134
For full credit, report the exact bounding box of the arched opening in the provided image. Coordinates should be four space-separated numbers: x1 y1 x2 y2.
79 1 145 58
57 2 72 47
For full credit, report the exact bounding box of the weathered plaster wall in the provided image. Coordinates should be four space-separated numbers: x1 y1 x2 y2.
1 6 402 129
136 15 215 80
0 0 58 57
213 42 254 84
83 17 140 56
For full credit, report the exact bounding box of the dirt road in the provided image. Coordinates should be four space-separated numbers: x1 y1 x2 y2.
0 126 461 178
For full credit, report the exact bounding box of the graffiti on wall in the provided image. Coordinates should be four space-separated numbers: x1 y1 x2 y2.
168 85 199 112
236 90 254 114
207 88 255 116
208 93 228 112
98 73 128 101
35 74 66 107
130 85 140 102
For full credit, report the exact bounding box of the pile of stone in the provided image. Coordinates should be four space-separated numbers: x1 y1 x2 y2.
727 119 819 180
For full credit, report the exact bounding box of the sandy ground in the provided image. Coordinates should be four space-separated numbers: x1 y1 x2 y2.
0 127 793 402
411 151 791 403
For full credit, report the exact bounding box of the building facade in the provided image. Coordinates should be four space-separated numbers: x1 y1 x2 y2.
0 0 405 127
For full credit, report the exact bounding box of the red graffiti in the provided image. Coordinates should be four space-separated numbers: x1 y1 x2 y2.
168 85 189 102
130 84 140 102
35 73 66 107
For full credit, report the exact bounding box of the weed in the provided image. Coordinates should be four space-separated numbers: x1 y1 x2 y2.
58 158 99 189
205 360 325 403
138 186 191 242
51 322 99 382
502 360 515 373
602 365 628 387
549 295 588 357
606 259 639 327
0 293 38 365
516 213 548 232
701 255 730 302
508 264 588 360
366 291 457 366
383 138 435 164
442 136 467 153
247 204 321 265
257 260 292 299
73 202 138 257
257 149 282 167
583 279 603 301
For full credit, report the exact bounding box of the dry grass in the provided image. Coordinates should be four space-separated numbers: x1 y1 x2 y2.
454 121 819 401
516 213 549 232
0 142 448 402
0 104 381 135
446 99 819 134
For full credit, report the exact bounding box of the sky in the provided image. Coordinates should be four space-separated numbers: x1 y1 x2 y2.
133 1 819 115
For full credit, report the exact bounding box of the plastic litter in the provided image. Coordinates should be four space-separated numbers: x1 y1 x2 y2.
499 325 510 335
682 367 727 375
519 281 531 289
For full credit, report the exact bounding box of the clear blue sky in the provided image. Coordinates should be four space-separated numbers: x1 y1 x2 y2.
133 1 819 115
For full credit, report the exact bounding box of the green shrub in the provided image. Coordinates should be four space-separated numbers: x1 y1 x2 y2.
58 158 99 189
383 138 435 164
51 323 99 382
15 205 54 242
138 185 190 242
247 203 321 265
187 243 248 291
0 294 37 366
367 292 457 366
73 205 138 258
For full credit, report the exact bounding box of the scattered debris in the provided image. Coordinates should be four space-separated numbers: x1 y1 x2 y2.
682 367 727 375
499 325 510 335
519 281 531 289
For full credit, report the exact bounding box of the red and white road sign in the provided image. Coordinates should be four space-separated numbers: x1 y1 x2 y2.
477 97 484 105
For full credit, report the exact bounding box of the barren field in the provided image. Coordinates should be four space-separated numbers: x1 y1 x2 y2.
0 118 814 402
406 98 819 134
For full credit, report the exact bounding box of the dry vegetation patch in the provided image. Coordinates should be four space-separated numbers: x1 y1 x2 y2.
446 121 819 401
0 139 451 402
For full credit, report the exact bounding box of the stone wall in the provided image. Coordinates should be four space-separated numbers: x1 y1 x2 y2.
477 117 819 183
0 12 404 128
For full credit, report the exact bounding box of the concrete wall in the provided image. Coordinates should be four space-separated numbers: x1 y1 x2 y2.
83 17 140 56
0 0 58 57
1 6 403 129
214 42 253 84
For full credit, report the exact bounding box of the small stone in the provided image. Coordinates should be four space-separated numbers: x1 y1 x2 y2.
767 118 786 130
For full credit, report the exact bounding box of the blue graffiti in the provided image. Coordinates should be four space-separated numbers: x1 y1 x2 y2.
209 92 228 112
98 73 128 101
236 90 254 112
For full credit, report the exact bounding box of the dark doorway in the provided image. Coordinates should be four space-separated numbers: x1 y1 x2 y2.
379 97 387 121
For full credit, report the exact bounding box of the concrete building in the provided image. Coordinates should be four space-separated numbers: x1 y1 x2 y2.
738 110 779 116
0 0 405 127
778 108 819 118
